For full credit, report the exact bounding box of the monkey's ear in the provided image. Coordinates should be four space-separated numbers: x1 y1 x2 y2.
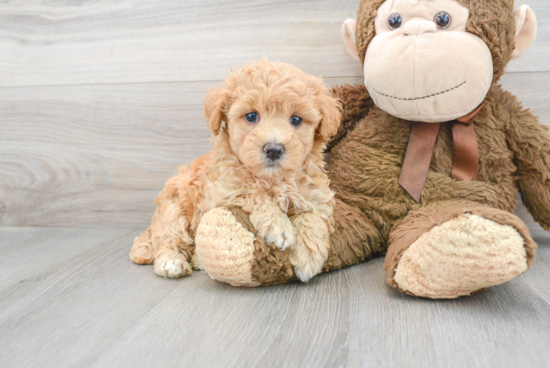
512 5 537 59
341 19 360 62
203 86 227 135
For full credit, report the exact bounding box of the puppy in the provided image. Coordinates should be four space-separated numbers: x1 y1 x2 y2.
130 59 341 282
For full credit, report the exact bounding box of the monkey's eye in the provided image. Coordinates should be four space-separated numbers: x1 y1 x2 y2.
290 115 303 127
245 112 259 124
388 13 403 30
434 11 451 29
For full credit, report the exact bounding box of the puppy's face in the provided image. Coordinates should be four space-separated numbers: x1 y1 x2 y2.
204 61 341 178
226 90 321 177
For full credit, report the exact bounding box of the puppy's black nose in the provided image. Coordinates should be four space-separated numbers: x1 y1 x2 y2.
263 143 285 161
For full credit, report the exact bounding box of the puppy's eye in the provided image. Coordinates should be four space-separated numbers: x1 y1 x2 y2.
244 112 259 124
388 13 403 30
290 115 303 127
434 11 451 29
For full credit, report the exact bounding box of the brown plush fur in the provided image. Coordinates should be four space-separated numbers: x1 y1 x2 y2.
325 82 549 284
326 84 375 151
315 0 549 296
355 0 517 82
130 60 341 280
227 206 297 286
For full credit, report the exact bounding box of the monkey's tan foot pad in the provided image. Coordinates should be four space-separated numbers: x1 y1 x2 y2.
196 206 296 287
388 214 532 299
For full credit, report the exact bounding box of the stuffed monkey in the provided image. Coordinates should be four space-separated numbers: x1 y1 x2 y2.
195 0 549 299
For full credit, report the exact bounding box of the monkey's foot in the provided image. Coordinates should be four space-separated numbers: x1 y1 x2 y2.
196 207 296 287
387 212 534 299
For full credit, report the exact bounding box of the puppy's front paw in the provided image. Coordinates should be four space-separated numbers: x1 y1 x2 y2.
294 265 320 283
154 255 192 278
191 253 204 271
291 232 330 282
250 211 295 250
292 251 326 282
265 222 296 250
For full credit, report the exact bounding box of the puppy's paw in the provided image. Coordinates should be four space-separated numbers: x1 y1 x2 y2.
258 220 296 250
154 255 192 278
250 211 296 250
265 222 296 250
291 235 329 282
292 255 325 282
191 253 204 271
294 265 319 283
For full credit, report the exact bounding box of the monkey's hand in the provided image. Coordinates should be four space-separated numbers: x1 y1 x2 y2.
506 98 550 231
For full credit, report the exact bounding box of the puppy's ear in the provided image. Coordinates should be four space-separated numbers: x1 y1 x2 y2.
317 95 342 142
203 86 228 135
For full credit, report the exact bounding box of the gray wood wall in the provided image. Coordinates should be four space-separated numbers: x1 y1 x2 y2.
1 0 548 227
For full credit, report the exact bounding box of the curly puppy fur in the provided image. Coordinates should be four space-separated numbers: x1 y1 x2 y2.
130 60 341 282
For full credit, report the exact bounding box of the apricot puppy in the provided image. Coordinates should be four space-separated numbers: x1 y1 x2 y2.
130 60 341 282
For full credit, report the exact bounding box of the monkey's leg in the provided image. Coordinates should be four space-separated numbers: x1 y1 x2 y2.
195 198 382 287
384 201 537 299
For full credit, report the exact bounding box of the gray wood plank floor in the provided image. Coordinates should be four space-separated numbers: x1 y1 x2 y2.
1 225 549 368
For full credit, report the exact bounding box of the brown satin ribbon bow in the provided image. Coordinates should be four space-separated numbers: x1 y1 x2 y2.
398 105 484 202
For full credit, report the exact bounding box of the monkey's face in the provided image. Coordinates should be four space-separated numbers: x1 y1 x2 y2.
364 0 493 122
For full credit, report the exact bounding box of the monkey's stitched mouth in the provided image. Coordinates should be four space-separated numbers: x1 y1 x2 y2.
374 81 467 101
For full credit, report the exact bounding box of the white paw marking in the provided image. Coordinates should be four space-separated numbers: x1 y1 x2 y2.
293 259 324 283
266 228 295 250
250 210 296 250
157 258 191 278
295 268 315 283
191 254 204 271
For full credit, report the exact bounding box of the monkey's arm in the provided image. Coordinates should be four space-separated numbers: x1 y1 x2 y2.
506 99 550 231
328 84 374 151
